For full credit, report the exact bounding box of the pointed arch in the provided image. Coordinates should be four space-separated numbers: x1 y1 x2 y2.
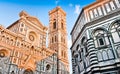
81 36 88 54
108 19 120 31
92 27 108 37
109 19 120 43
92 27 109 47
107 49 114 59
53 19 56 29
102 50 108 61
97 51 103 61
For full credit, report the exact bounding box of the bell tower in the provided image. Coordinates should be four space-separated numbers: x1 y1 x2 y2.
48 6 69 73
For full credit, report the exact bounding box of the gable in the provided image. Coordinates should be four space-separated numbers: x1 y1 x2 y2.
26 16 45 29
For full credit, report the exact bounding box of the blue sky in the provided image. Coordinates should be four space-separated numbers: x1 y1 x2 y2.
0 0 95 74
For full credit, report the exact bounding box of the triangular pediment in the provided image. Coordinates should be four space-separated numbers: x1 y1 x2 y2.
19 11 46 29
26 16 45 29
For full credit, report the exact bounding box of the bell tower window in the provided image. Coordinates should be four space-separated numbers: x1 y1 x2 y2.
55 36 57 42
53 20 56 29
61 22 64 29
52 37 54 43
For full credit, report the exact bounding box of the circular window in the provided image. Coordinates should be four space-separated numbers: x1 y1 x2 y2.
29 31 36 42
46 64 51 71
0 52 5 58
23 69 33 74
29 35 34 41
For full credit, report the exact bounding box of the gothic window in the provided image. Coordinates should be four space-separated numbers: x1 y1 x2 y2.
110 20 120 43
61 22 64 29
107 49 114 59
97 52 103 61
21 23 24 27
55 36 57 42
78 50 81 60
102 51 108 61
52 37 54 43
98 37 105 46
81 37 88 55
76 45 80 61
64 38 65 43
93 28 107 47
53 20 56 29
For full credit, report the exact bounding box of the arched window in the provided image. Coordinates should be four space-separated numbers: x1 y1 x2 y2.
53 19 56 29
81 37 88 55
107 49 114 59
76 45 81 61
55 36 57 42
97 52 103 61
102 51 108 61
110 20 120 43
81 48 84 59
93 28 108 47
78 50 81 60
61 22 64 29
52 37 54 43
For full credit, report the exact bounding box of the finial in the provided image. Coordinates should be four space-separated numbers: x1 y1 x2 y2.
19 10 28 18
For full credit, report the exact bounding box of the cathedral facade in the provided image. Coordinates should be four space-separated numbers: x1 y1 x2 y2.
71 0 120 74
0 7 69 74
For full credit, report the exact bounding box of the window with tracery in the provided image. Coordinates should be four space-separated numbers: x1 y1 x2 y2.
110 20 120 43
53 19 56 29
93 29 108 47
81 37 88 55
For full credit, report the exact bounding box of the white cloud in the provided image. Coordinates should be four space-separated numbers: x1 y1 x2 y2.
74 5 81 15
69 3 73 7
